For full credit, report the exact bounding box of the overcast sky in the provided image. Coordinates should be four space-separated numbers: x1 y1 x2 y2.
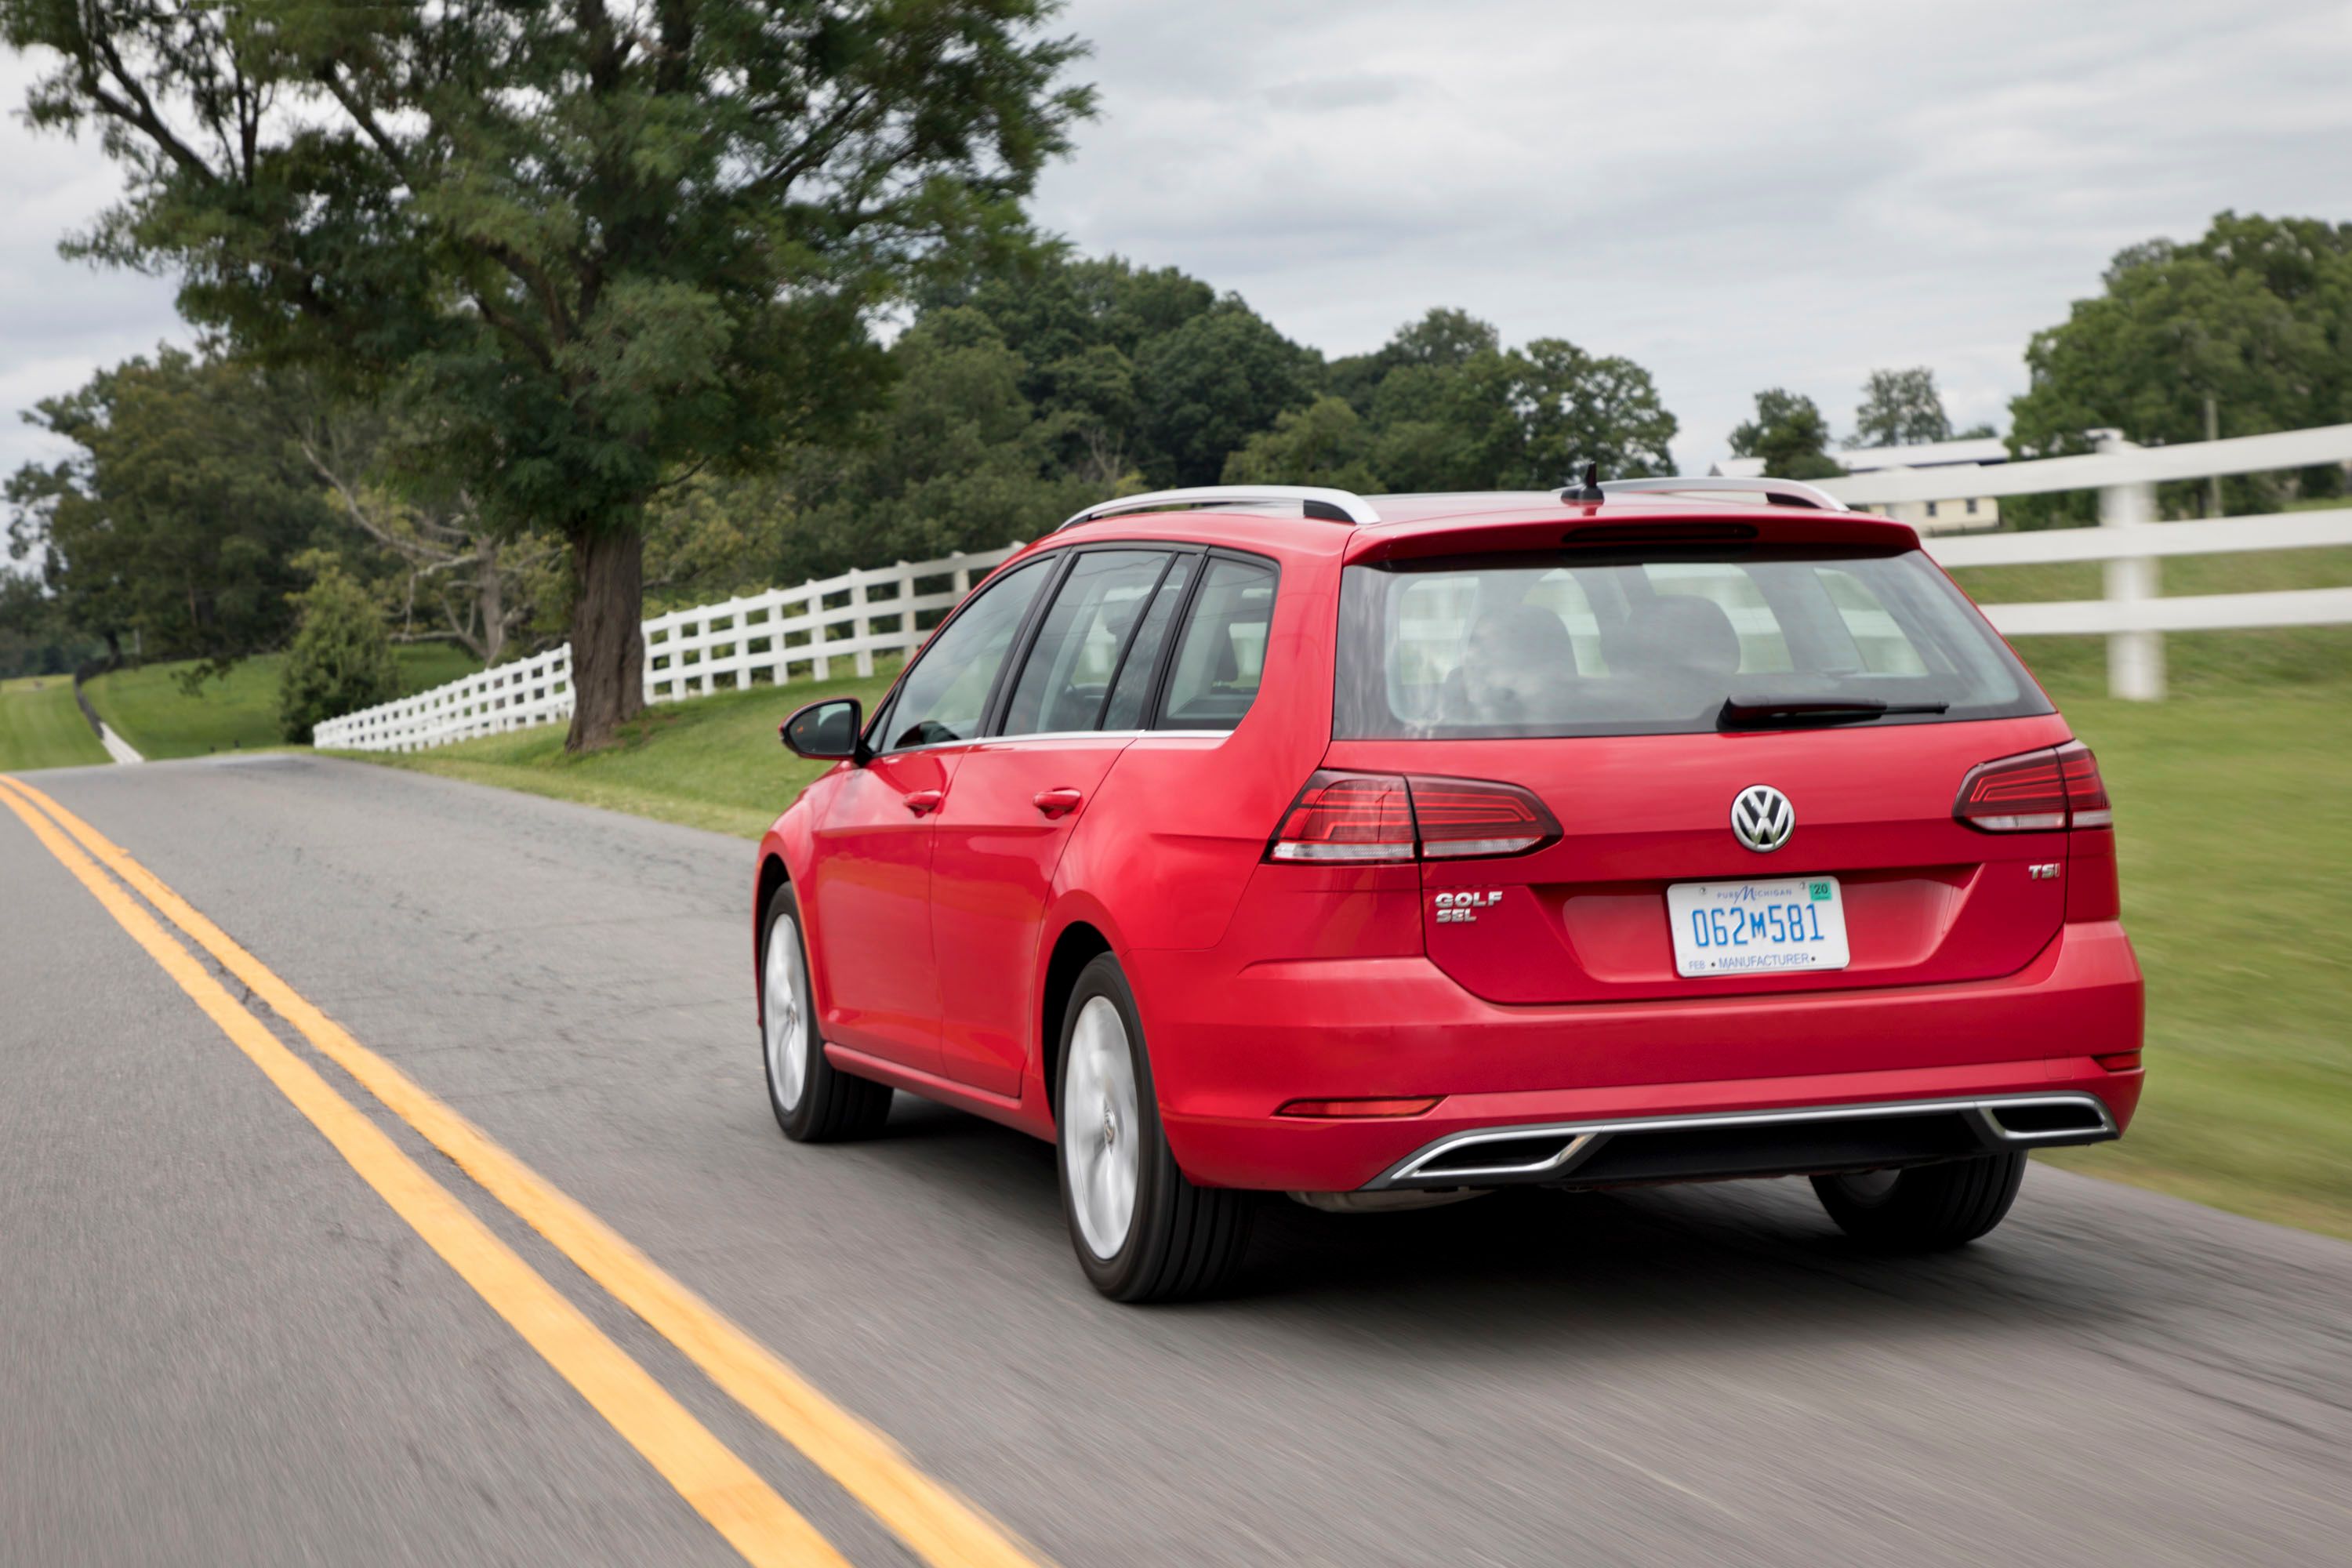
5 0 2350 490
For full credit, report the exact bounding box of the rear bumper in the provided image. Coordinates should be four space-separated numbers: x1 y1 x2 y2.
1133 920 2143 1192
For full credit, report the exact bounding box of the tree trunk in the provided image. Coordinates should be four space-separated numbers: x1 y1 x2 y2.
477 535 506 667
564 528 645 753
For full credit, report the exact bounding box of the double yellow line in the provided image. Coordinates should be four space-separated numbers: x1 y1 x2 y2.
0 773 1045 1568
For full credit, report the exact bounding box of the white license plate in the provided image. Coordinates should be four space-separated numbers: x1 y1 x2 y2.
1667 876 1851 977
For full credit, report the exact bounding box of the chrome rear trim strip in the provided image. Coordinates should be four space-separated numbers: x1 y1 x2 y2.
1367 1093 2118 1189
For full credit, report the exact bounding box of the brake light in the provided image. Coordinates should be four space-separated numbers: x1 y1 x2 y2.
1954 742 2111 832
1410 778 1557 858
1269 772 1416 862
1269 772 1559 862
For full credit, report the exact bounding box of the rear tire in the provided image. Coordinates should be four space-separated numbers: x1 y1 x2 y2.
1812 1151 2027 1250
1056 955 1253 1302
761 884 892 1142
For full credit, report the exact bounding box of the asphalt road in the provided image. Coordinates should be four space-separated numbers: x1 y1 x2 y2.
4 753 2349 1567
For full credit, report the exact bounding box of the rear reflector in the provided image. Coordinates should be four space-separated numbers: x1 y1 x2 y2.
2096 1051 2141 1072
1955 742 2112 833
1276 1096 1443 1119
1269 772 1559 863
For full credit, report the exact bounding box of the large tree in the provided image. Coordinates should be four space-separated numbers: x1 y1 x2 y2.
2 1 1091 749
1853 367 1953 448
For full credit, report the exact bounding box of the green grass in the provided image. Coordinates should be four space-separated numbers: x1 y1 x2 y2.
350 662 905 838
2036 684 2352 1238
0 674 110 771
86 644 482 760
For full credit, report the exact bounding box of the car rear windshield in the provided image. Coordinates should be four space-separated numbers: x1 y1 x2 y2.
1334 546 2052 739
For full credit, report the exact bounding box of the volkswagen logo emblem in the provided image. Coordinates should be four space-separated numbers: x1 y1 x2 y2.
1731 785 1795 853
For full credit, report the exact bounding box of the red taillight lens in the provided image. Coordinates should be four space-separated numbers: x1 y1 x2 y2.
1268 773 1560 862
2059 742 2112 828
1955 742 2111 833
1270 771 1416 862
1410 777 1560 859
1276 1096 1443 1118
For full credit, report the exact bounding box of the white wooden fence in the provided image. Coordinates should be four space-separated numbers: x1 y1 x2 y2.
315 423 2352 750
1825 423 2352 699
314 546 1019 752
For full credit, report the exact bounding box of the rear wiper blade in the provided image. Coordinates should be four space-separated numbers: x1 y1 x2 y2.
1717 695 1950 731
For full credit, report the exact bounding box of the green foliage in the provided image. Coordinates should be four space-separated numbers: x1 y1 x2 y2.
277 568 401 744
1727 388 1843 480
5 349 333 673
1853 367 1953 447
2008 212 2352 524
775 309 1100 583
1222 397 1385 492
1135 304 1319 486
1226 310 1677 492
0 572 103 680
3 0 1095 746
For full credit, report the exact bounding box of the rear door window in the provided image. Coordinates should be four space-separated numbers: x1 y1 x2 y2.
1000 550 1173 735
1335 548 2048 739
1157 556 1277 731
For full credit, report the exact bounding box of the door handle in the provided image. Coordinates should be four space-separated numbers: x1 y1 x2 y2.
903 789 944 816
1033 788 1084 818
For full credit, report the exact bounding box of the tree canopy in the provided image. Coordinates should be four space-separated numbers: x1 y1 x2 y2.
1853 367 1953 448
1223 308 1678 493
1726 388 1842 480
2007 211 2351 517
5 348 332 676
2 0 1093 747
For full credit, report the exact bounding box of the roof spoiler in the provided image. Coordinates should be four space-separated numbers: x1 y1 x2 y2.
1590 477 1850 511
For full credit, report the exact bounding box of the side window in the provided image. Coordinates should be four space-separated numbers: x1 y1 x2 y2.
1100 555 1196 730
876 559 1051 751
1002 550 1172 735
1156 556 1277 731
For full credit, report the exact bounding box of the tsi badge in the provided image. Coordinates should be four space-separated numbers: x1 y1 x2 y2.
1434 890 1504 924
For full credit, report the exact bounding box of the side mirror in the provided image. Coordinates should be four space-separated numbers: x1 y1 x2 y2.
780 698 866 764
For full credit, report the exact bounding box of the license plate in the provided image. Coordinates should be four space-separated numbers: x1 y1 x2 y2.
1667 877 1850 977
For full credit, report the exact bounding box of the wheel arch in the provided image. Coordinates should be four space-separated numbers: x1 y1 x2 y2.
1038 920 1116 1123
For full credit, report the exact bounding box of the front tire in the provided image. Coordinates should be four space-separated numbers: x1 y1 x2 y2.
1812 1151 2027 1250
761 884 891 1142
1057 955 1252 1302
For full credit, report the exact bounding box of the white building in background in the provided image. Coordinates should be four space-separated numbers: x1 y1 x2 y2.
1711 435 2009 534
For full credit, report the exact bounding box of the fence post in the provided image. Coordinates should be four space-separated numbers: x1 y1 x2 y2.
2096 434 2164 700
848 569 874 677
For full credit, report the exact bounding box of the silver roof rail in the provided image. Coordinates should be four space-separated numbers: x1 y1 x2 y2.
1592 477 1850 512
1058 485 1381 532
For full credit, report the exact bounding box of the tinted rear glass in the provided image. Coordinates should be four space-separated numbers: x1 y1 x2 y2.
1335 548 2050 739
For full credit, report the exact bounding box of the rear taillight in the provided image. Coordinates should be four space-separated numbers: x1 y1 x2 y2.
1269 772 1416 862
1954 742 2112 832
1269 772 1559 863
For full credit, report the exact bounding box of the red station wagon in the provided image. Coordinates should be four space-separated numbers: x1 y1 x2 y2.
756 480 2143 1301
